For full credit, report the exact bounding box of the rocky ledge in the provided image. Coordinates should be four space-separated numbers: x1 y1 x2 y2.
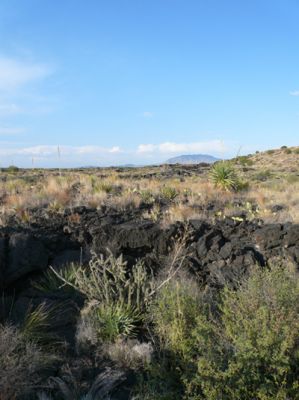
1 206 298 294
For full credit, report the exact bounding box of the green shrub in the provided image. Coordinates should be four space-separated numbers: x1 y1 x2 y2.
235 156 254 166
186 265 299 399
135 277 204 399
294 148 299 155
139 189 155 204
209 161 240 191
133 360 184 400
266 149 275 155
7 165 19 173
141 265 299 400
254 169 272 181
150 279 201 358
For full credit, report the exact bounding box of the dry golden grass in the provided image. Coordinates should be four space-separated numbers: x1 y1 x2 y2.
249 181 299 223
109 191 141 211
0 146 298 224
162 202 202 225
250 146 299 173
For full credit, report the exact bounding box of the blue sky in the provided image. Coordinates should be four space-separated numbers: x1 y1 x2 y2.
0 0 298 167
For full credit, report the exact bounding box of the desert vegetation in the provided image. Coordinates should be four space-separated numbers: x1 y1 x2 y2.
0 146 298 227
2 250 299 399
1 146 299 399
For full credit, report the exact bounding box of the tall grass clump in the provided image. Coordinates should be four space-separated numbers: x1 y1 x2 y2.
0 324 53 399
52 251 154 344
160 186 178 202
20 302 62 348
60 250 152 310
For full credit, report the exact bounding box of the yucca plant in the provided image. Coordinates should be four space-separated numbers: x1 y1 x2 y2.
90 177 115 194
209 161 240 191
32 265 77 293
139 189 155 204
95 303 141 341
77 302 141 344
37 368 125 400
160 186 178 202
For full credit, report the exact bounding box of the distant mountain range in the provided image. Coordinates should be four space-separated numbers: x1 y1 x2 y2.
79 155 219 169
165 154 220 164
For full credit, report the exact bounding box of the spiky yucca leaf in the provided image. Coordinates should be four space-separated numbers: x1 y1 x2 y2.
95 303 142 341
46 368 125 399
32 265 77 293
160 186 178 202
21 303 61 347
209 161 239 191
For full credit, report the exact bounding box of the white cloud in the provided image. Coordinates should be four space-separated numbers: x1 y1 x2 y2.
137 140 226 154
0 145 123 157
109 146 122 153
0 57 51 91
16 146 58 156
75 146 105 155
137 144 156 153
75 145 122 155
0 140 228 167
289 90 299 96
0 56 53 125
142 111 153 118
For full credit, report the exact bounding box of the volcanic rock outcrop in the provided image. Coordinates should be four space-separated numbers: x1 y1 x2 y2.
1 207 298 293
